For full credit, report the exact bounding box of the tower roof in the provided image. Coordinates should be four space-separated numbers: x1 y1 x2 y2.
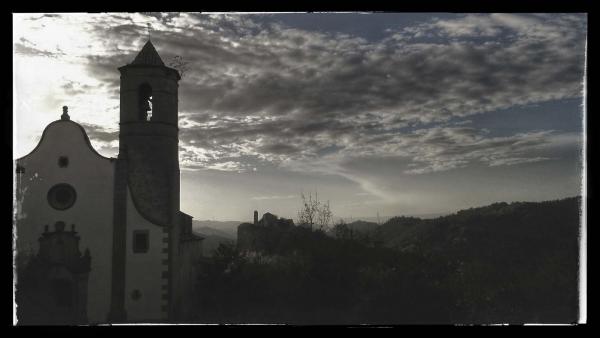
131 40 165 66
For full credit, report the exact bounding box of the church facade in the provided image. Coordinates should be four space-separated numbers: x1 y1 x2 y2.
14 41 203 324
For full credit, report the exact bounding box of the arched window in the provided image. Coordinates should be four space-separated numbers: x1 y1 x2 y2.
138 83 153 121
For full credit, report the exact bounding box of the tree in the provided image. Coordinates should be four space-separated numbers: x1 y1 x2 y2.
168 55 190 79
317 200 333 232
332 220 352 240
297 192 333 232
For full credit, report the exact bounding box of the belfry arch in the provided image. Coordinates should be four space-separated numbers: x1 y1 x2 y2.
138 83 153 121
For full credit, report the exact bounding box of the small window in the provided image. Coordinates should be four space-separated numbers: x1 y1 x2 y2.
133 230 149 253
58 156 69 168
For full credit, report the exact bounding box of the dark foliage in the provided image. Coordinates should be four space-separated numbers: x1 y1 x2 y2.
194 197 581 324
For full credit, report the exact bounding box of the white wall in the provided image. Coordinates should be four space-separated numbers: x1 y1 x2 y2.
124 187 169 322
15 120 115 324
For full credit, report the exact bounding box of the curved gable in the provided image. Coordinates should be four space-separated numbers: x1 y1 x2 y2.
13 119 117 324
16 120 115 163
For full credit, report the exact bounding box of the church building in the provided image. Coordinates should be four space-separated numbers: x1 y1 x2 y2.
14 40 204 324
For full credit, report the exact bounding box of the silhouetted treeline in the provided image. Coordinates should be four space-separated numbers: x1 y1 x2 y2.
193 197 581 324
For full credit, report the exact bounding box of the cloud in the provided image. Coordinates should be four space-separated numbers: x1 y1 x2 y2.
79 122 118 142
251 195 296 201
427 14 505 37
78 122 119 157
34 12 582 122
14 42 65 58
396 128 557 174
487 156 552 167
61 80 95 96
163 13 584 177
14 13 586 180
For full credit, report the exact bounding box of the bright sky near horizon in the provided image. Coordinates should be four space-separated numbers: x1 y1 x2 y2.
13 12 586 222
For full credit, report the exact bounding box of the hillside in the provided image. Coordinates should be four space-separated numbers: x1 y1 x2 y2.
192 220 240 239
373 196 582 322
194 226 236 240
346 220 379 233
375 197 581 255
195 196 581 324
195 232 235 257
192 221 239 257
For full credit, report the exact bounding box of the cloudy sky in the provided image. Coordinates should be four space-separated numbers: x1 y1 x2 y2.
13 12 586 222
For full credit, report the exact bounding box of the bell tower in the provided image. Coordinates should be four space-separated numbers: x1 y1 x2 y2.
117 40 181 226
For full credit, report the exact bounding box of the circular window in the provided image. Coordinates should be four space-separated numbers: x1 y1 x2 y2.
47 183 77 210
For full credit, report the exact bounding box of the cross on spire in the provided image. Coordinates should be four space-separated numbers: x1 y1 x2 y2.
147 23 151 41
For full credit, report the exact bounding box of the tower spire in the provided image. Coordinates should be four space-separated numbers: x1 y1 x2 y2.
147 23 151 41
130 40 165 66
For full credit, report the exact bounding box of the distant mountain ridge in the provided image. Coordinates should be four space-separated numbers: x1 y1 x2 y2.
192 220 239 256
345 220 379 233
338 212 449 225
193 226 236 240
213 196 581 323
192 220 240 239
374 196 581 254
